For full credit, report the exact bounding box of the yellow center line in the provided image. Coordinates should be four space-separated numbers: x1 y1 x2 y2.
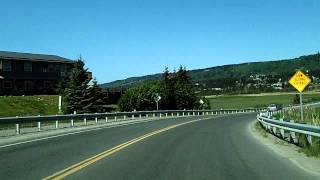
43 117 213 180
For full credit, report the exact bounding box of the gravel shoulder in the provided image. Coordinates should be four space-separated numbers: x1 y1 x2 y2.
249 121 320 176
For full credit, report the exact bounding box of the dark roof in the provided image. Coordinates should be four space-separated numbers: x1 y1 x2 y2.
0 51 75 63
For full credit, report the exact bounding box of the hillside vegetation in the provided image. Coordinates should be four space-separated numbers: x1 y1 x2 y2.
101 53 320 94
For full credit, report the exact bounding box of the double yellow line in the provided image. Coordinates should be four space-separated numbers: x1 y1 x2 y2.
43 117 211 180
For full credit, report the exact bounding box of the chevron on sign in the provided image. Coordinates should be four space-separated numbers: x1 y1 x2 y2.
288 70 311 93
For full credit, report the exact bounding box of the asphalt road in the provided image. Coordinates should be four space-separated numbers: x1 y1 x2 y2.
0 114 317 180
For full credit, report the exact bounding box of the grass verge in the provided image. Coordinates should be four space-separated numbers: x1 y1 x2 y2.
207 92 320 109
0 95 59 118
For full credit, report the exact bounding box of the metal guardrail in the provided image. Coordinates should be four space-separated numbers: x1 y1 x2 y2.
257 112 320 145
0 108 264 135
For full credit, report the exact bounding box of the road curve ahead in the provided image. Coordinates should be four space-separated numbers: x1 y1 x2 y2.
0 114 317 180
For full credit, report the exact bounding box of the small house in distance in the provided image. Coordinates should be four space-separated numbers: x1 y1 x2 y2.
0 51 75 95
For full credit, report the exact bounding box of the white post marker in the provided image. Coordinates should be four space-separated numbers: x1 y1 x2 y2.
58 95 62 113
289 70 311 122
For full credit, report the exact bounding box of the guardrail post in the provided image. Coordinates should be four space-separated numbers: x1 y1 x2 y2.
171 113 174 117
105 116 108 123
193 112 195 116
84 118 87 125
146 114 149 118
132 115 134 119
115 116 117 121
279 119 285 138
289 120 298 143
306 123 313 145
160 113 162 118
177 112 179 117
55 121 59 129
16 124 20 134
188 112 190 116
71 119 74 127
272 127 277 135
153 113 155 117
37 122 41 131
123 115 126 120
166 113 168 117
139 114 142 119
95 117 98 124
183 112 185 116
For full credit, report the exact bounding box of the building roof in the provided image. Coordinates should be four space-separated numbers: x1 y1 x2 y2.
0 51 75 63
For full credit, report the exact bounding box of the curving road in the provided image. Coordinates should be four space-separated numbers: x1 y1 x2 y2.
0 114 317 180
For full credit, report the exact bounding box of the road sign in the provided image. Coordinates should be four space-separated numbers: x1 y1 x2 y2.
289 70 311 93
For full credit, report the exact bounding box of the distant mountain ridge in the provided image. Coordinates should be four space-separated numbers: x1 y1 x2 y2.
100 53 320 90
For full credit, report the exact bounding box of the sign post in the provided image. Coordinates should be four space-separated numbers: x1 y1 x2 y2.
288 70 311 122
153 93 162 111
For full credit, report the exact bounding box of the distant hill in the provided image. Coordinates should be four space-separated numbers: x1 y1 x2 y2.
101 53 320 90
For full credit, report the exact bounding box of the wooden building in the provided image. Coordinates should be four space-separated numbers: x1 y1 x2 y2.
0 51 75 95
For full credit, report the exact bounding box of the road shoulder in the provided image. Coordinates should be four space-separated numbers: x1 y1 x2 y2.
249 121 320 176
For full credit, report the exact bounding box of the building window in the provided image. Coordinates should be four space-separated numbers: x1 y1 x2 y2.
3 61 12 72
43 64 48 72
3 80 12 88
24 61 32 72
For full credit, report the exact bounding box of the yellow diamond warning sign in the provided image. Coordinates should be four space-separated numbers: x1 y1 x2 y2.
289 70 311 93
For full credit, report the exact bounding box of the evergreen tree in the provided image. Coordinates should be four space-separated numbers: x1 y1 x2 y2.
63 59 92 114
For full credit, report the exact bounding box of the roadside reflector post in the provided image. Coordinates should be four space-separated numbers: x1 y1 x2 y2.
37 122 41 131
16 124 20 134
55 121 59 129
71 119 74 127
84 118 87 125
95 117 98 124
105 116 108 123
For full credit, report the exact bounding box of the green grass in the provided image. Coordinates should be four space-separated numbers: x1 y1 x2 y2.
0 95 59 118
207 92 320 109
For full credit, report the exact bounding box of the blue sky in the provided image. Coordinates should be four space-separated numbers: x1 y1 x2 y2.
0 0 319 83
